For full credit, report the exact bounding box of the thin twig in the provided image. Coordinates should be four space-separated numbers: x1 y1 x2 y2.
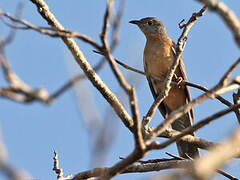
220 58 240 84
53 150 72 180
0 11 102 50
130 86 145 150
93 49 146 75
100 0 132 94
165 152 184 160
183 81 232 107
159 129 217 150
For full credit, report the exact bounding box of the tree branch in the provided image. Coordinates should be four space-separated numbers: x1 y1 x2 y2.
192 128 240 179
154 102 240 151
29 0 134 130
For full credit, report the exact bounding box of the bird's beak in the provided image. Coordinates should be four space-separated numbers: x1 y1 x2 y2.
129 20 141 25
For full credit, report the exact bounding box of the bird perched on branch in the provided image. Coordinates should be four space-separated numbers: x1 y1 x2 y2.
129 17 199 158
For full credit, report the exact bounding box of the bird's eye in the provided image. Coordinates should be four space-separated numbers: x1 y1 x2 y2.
147 21 153 26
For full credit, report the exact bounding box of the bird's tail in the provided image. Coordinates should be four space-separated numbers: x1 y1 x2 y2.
171 113 199 158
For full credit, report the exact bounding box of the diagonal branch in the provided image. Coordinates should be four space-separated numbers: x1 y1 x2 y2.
159 129 217 150
100 0 132 94
0 10 101 50
192 128 240 179
154 102 240 151
29 0 134 130
130 86 145 151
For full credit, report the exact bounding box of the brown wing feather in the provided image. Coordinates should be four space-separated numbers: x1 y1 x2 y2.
171 41 194 124
146 76 169 118
144 61 168 119
179 58 195 124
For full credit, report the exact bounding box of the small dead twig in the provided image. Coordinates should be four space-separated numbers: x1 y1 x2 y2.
53 150 72 180
100 0 132 94
165 152 184 160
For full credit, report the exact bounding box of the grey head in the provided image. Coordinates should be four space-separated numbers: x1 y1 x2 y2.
129 17 167 37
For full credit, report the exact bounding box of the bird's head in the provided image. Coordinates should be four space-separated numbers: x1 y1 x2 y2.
129 17 167 37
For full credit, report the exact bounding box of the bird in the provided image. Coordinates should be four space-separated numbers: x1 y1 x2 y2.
129 17 199 158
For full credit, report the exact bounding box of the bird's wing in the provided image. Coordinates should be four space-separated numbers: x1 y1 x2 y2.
171 41 194 124
144 61 168 118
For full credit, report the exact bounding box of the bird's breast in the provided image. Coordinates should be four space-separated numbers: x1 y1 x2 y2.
144 39 174 78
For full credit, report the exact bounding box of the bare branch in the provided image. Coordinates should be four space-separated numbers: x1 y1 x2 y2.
165 152 184 160
0 11 102 50
159 129 217 150
29 0 134 130
183 81 233 107
73 159 193 180
93 52 146 75
130 86 145 150
100 0 132 94
164 152 236 180
192 128 240 179
220 58 240 84
53 150 72 180
154 102 240 151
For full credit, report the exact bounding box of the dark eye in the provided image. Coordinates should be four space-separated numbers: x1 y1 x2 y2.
147 21 153 26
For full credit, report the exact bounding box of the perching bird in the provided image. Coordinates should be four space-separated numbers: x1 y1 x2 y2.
129 17 199 158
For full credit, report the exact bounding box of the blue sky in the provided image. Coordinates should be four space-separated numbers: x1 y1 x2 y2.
0 0 240 179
